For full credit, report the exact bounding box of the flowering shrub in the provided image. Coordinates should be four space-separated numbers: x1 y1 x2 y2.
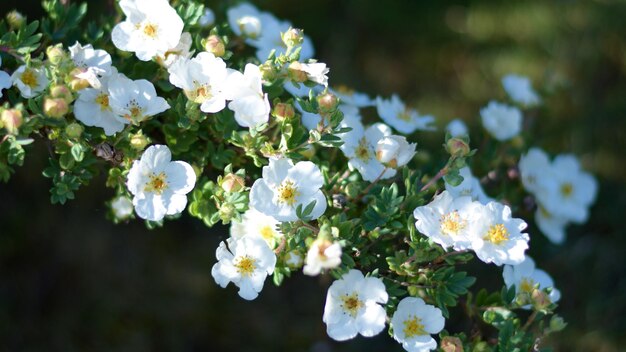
0 1 599 350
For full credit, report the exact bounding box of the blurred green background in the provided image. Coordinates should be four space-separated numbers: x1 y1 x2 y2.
1 0 626 351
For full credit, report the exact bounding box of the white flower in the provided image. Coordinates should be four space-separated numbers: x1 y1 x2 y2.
534 206 568 245
284 80 324 98
108 74 170 125
168 51 228 113
157 32 193 68
376 95 435 134
69 42 112 89
126 145 196 221
536 154 598 224
446 119 468 137
468 201 529 266
11 65 48 98
227 3 263 39
518 147 554 195
211 236 277 300
502 74 540 106
250 158 327 222
331 87 374 107
299 62 329 86
480 101 522 141
111 196 134 219
302 238 342 276
342 122 397 182
413 191 479 251
445 166 493 204
74 69 129 135
503 256 561 309
285 250 303 268
0 57 12 98
224 63 270 128
390 297 445 352
375 135 416 168
322 270 388 341
112 0 184 61
230 208 283 249
198 8 215 27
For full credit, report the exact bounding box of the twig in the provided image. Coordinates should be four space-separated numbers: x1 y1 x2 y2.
420 166 448 192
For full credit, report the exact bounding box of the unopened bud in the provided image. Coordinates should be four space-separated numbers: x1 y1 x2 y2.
50 84 73 103
67 68 90 91
6 10 25 29
441 336 464 352
1 109 23 135
203 35 225 57
316 92 339 114
129 131 150 151
446 137 470 157
285 250 303 269
259 62 277 81
272 102 295 121
46 44 66 66
237 15 262 38
65 122 84 138
531 289 551 310
375 135 416 168
221 174 245 193
43 97 69 118
282 28 304 47
218 203 236 223
288 62 308 83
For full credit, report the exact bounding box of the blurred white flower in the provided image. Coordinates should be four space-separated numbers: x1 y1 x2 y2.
211 236 276 300
376 95 435 134
11 65 48 98
503 256 561 309
445 166 493 205
502 74 540 106
227 3 263 39
250 158 327 222
413 191 480 251
302 238 342 276
0 57 13 98
390 297 445 352
69 42 112 89
157 32 193 68
446 119 468 137
331 87 374 107
480 101 522 141
198 8 215 28
112 0 184 61
468 201 529 266
323 270 388 341
519 147 554 195
534 206 568 245
126 145 196 221
111 196 134 219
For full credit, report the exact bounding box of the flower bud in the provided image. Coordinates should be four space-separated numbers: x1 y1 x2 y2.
50 84 73 103
221 174 245 193
316 92 339 114
218 203 237 223
285 250 303 269
130 131 151 151
282 27 304 47
111 196 134 220
272 102 295 121
65 122 84 138
46 44 66 66
446 137 470 157
375 135 416 168
288 62 308 83
1 109 23 135
531 288 551 310
441 336 464 352
203 35 225 57
237 15 262 38
67 68 90 91
6 10 25 29
43 97 69 118
259 62 277 82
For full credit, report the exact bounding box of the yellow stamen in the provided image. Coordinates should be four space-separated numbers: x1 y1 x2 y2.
355 138 371 161
235 255 256 276
440 211 466 236
403 316 426 338
398 110 412 122
484 223 509 244
341 293 363 317
95 93 110 111
520 278 535 293
277 180 300 206
144 172 168 194
21 69 38 88
260 226 276 241
143 23 158 38
560 183 573 198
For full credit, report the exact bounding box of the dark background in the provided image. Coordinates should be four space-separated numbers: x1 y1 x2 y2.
1 0 625 351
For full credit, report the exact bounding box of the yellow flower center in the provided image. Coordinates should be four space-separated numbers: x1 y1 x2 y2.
403 316 426 338
235 255 256 276
440 211 465 236
185 82 213 104
355 138 371 161
560 183 573 198
277 180 300 206
21 69 38 88
260 225 276 241
519 278 535 294
335 85 355 95
95 93 110 111
484 223 509 244
398 110 412 121
143 23 158 38
144 172 168 194
340 293 363 317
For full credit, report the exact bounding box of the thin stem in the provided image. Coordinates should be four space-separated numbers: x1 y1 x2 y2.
354 167 388 202
522 311 539 331
420 165 449 193
299 221 319 234
274 236 287 255
0 46 24 62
